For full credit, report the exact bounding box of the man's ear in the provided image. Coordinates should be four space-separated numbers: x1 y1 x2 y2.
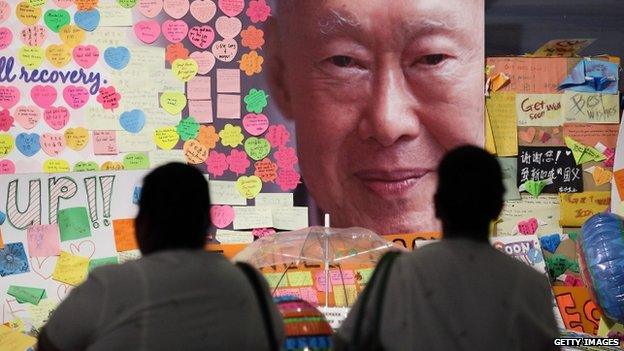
265 18 293 119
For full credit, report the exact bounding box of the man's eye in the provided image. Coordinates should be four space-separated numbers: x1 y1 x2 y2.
329 55 356 68
415 54 448 66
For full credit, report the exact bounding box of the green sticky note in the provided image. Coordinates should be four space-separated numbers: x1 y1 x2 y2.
74 161 99 172
117 0 137 8
122 153 150 170
357 268 374 285
58 207 92 241
176 117 200 141
264 272 288 288
524 180 546 197
244 89 269 113
89 257 119 272
244 137 271 161
287 271 313 287
7 286 46 305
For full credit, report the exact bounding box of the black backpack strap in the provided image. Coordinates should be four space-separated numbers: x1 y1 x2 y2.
352 251 401 348
236 262 280 351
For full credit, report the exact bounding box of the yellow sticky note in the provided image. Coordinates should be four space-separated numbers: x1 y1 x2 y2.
43 159 70 173
236 175 262 199
27 299 57 329
159 91 187 115
18 46 45 69
59 25 85 48
5 318 25 333
287 271 313 287
559 191 611 227
52 251 89 286
356 268 374 285
0 325 36 351
172 59 199 82
485 93 518 156
219 124 244 148
515 94 563 126
484 109 497 154
333 284 358 307
562 91 620 124
598 317 624 338
153 127 180 150
264 272 288 288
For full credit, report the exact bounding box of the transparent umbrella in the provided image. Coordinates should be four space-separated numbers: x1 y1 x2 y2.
234 225 399 307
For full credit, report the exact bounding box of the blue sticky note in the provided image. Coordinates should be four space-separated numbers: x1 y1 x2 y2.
0 211 6 225
74 9 100 32
540 233 561 254
15 133 41 157
132 186 141 205
0 243 30 277
104 47 131 70
119 109 146 133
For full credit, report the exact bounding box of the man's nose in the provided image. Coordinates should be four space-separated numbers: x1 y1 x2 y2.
357 66 420 147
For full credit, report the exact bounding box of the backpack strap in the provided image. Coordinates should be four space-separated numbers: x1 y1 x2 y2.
236 262 279 351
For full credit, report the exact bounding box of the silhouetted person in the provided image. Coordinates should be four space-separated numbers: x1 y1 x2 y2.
39 163 283 351
335 146 559 351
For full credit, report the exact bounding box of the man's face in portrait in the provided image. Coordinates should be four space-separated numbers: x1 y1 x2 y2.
268 0 484 235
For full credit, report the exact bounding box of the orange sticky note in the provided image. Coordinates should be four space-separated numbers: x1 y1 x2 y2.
0 228 4 249
615 169 624 200
113 218 138 252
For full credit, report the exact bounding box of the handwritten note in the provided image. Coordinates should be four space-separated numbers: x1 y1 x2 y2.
0 325 37 351
255 193 293 208
232 206 272 229
216 68 240 93
498 157 521 201
58 207 92 241
333 284 358 307
485 92 517 156
287 271 313 287
208 180 247 205
515 94 562 126
562 91 619 124
216 94 240 119
559 191 610 227
263 272 288 288
563 124 619 149
117 130 155 152
187 76 211 100
27 224 60 257
112 218 138 252
517 146 583 193
92 130 118 155
89 256 118 272
271 207 308 230
486 57 568 93
214 229 253 244
52 251 89 286
7 285 45 305
188 100 213 123
497 194 560 236
149 149 186 168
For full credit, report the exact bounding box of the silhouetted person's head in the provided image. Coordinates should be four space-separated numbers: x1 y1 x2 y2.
434 146 504 240
135 163 210 255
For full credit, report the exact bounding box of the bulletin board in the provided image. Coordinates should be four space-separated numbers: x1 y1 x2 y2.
0 0 309 339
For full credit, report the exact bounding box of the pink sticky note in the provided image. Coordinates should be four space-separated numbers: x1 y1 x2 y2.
266 124 290 148
14 105 41 130
134 19 162 44
188 100 213 123
72 45 100 69
92 130 118 155
299 287 319 305
97 86 121 111
163 0 190 19
216 94 240 119
226 149 250 175
218 0 244 17
274 288 301 299
274 146 298 168
187 76 211 100
517 218 538 235
62 86 89 109
330 270 355 285
0 159 15 174
206 150 228 177
243 113 269 136
41 133 66 157
0 86 19 110
276 168 300 191
30 85 57 109
0 108 14 131
162 19 188 43
27 224 61 257
216 68 240 93
210 205 234 228
0 27 12 50
315 271 332 292
43 106 69 130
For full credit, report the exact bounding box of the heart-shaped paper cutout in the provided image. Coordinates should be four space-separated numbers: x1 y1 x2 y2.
210 205 234 228
31 85 57 108
0 27 12 50
215 15 241 39
103 46 130 70
162 19 188 43
18 46 44 69
244 137 271 161
43 9 70 33
183 139 209 164
59 24 85 47
211 38 237 62
242 113 269 136
188 25 215 49
74 9 100 32
189 50 215 74
45 44 72 68
20 25 47 46
138 0 163 18
0 134 13 157
16 2 42 26
14 105 41 129
172 58 198 82
159 91 187 115
0 159 15 174
119 109 146 133
190 0 216 23
41 132 65 156
15 132 40 157
236 175 262 199
72 44 99 69
540 234 561 254
0 86 20 109
64 127 89 151
519 127 536 143
134 19 161 44
592 166 612 186
218 0 243 17
62 85 89 109
43 106 69 130
517 217 538 235
163 0 189 19
53 0 73 8
154 126 179 150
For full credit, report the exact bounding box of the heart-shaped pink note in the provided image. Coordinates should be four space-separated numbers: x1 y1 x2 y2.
0 159 15 174
20 25 47 47
189 50 215 74
190 0 216 23
211 38 237 62
0 27 12 50
0 86 20 109
72 45 99 69
134 19 161 44
163 0 190 19
138 0 164 18
53 0 74 8
242 113 269 136
31 85 57 109
215 15 241 39
43 106 69 130
188 25 215 49
41 132 66 157
210 205 235 228
218 0 244 17
517 217 538 235
162 19 188 43
14 105 41 129
63 85 89 109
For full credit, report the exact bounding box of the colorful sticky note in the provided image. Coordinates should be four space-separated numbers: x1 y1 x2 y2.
7 285 45 305
58 207 92 241
52 251 89 286
565 136 606 165
286 271 313 287
88 256 118 272
27 224 60 257
356 268 374 285
333 284 357 307
0 325 37 351
540 233 561 254
299 287 319 305
0 243 29 277
559 191 610 227
112 218 138 252
485 92 518 156
263 272 287 288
